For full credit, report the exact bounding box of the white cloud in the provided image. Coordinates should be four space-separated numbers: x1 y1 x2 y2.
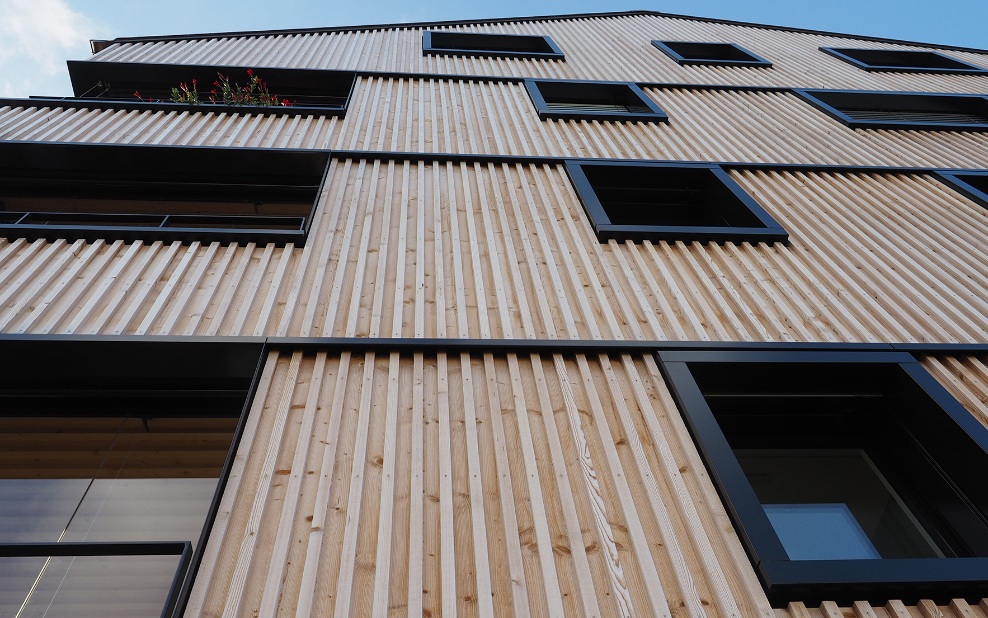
0 0 104 97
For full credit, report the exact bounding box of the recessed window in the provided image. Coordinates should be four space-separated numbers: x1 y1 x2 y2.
523 79 668 123
565 161 788 243
820 47 988 74
659 350 988 607
0 142 330 246
797 89 988 131
937 171 988 208
0 339 262 618
651 40 772 67
423 30 564 60
67 61 356 116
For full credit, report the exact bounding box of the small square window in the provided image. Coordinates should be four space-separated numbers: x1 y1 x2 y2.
797 89 988 131
659 350 988 607
68 61 356 116
423 31 564 60
651 40 772 67
565 161 788 243
937 171 988 208
0 142 330 246
820 47 988 74
523 79 668 123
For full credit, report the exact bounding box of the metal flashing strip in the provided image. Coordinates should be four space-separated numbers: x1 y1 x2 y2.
0 137 981 177
1 333 987 355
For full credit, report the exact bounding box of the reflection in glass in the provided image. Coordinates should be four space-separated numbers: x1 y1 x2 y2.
0 480 91 542
736 449 943 560
1 555 180 618
65 478 219 544
0 415 236 616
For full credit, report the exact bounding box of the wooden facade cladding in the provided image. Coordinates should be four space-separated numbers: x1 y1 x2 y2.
5 83 988 167
88 14 988 94
187 348 988 617
0 162 985 343
6 9 988 614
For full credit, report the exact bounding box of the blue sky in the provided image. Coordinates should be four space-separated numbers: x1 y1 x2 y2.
1 0 986 98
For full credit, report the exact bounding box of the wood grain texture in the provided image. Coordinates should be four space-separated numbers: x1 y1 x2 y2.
5 84 988 169
88 14 988 93
187 351 767 617
0 165 985 343
188 350 988 616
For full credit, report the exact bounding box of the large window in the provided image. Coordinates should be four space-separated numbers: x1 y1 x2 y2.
0 142 330 246
797 89 988 131
523 79 668 123
0 339 262 618
565 160 788 243
659 350 988 607
423 30 564 59
819 47 988 74
67 61 356 117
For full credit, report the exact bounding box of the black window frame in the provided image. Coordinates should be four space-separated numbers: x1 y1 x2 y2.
819 47 988 75
422 30 564 60
796 89 988 131
0 338 266 618
523 79 668 123
67 61 357 118
565 160 788 244
658 349 988 607
0 142 331 246
651 40 772 67
936 171 988 209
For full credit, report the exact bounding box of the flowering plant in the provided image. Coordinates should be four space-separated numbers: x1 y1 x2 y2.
142 70 292 107
170 79 201 104
208 69 291 107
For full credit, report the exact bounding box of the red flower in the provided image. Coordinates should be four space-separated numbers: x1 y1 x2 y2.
246 68 253 76
281 99 290 106
133 91 141 98
192 78 197 86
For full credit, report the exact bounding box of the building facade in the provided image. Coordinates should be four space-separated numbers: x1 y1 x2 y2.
0 9 988 617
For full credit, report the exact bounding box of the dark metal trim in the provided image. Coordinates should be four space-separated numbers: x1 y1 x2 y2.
795 88 988 132
0 221 306 247
18 96 344 118
523 78 669 123
0 541 193 618
935 171 988 210
0 141 331 247
65 61 356 118
172 342 270 618
0 541 191 558
422 30 564 60
656 349 988 607
0 334 986 355
564 159 789 244
819 47 988 75
8 138 984 175
652 40 773 67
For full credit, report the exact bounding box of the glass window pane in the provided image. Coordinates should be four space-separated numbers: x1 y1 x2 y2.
64 478 219 545
736 449 944 559
764 504 881 560
7 554 181 618
0 479 91 542
0 557 48 616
